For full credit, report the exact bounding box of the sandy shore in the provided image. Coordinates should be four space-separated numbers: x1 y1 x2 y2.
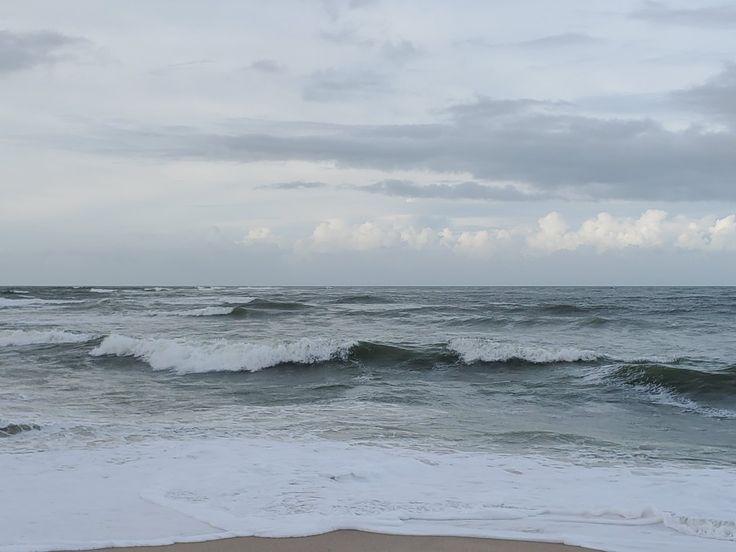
84 531 601 552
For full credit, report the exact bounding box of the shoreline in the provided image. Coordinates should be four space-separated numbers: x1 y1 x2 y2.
71 531 602 552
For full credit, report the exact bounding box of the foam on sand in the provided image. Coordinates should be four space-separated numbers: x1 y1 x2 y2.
90 334 355 374
1 437 734 552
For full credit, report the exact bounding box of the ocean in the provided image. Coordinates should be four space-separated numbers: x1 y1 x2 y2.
1 286 735 552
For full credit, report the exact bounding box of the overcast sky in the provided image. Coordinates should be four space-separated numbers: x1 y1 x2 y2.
2 0 736 285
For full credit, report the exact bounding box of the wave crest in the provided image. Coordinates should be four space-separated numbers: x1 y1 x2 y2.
0 297 86 308
611 364 736 397
89 334 356 374
179 306 237 317
448 337 602 364
0 329 96 347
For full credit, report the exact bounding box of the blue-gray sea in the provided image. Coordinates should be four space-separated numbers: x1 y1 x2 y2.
2 287 735 552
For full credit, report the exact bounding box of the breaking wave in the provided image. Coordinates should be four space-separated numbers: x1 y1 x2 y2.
0 297 85 308
448 337 602 364
177 306 238 317
89 334 356 374
0 329 96 347
167 300 313 318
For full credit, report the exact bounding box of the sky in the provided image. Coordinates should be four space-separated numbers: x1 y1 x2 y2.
1 0 736 285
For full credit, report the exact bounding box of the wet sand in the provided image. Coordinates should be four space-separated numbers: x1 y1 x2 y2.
83 530 601 552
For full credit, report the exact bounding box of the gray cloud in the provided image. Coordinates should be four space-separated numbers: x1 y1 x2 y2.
302 67 389 101
0 29 83 73
631 1 736 28
249 59 284 73
514 33 601 49
672 64 736 121
50 73 736 202
361 179 543 201
319 27 374 47
381 40 421 63
260 181 328 190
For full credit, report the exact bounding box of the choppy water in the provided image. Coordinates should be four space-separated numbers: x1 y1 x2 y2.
2 287 736 552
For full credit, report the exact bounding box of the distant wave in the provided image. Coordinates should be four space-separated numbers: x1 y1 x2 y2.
244 298 314 310
331 294 395 305
539 303 594 314
89 334 355 374
177 306 239 317
448 337 602 364
1 289 29 295
0 329 96 347
0 297 85 308
174 299 315 317
575 316 612 327
164 298 311 316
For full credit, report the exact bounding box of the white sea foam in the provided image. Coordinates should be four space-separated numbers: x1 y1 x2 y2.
0 330 95 347
152 296 255 306
89 334 355 374
1 437 734 552
175 306 236 317
89 288 115 293
448 338 601 364
632 383 736 419
0 297 85 308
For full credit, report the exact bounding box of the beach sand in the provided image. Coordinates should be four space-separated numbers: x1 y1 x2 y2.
83 531 600 552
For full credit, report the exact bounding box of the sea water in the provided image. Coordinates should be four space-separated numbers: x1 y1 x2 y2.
1 286 735 551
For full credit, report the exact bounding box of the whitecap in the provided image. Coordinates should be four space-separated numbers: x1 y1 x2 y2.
89 334 355 374
0 330 96 347
448 338 601 364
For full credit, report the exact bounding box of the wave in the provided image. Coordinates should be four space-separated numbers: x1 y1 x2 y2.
89 334 355 374
178 306 237 317
348 341 454 367
448 338 602 364
575 316 612 327
0 329 96 347
0 297 85 308
0 423 40 437
169 301 305 318
331 294 395 305
593 363 736 419
611 364 736 397
243 298 314 311
89 288 115 293
1 289 29 295
539 303 593 315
